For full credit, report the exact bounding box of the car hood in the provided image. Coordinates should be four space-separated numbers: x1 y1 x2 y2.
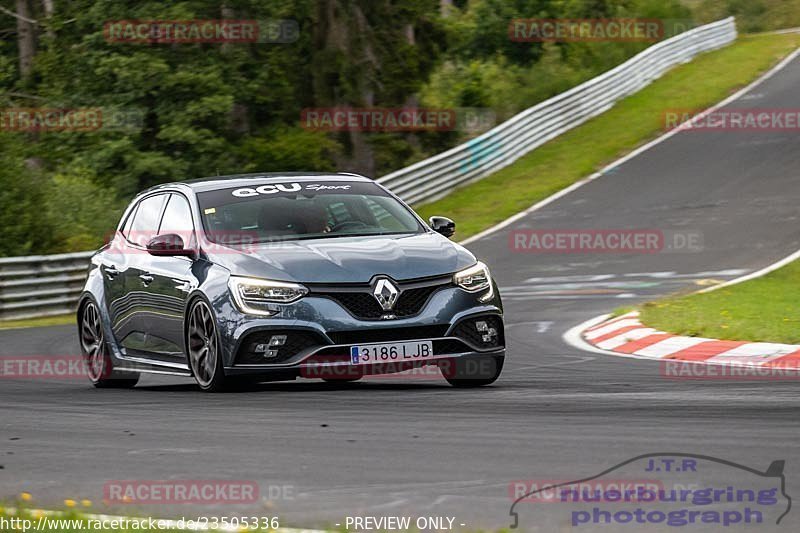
207 232 477 284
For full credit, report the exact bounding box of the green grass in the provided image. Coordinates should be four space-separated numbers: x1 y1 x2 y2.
416 32 800 239
0 314 75 330
639 260 800 344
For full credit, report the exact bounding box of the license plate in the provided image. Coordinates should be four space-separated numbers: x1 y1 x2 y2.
350 341 434 365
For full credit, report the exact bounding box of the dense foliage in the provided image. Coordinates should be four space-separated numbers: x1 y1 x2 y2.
0 0 774 255
691 0 800 33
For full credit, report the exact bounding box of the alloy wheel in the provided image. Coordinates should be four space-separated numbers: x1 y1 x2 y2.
187 300 219 388
80 302 106 382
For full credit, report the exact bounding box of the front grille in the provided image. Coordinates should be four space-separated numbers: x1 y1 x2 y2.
452 315 504 350
395 285 442 316
327 325 449 345
312 281 448 320
324 293 383 319
235 330 327 365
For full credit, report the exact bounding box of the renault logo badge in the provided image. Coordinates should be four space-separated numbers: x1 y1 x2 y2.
372 278 400 311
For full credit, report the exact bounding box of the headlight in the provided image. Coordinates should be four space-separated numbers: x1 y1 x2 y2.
228 276 308 316
454 261 494 302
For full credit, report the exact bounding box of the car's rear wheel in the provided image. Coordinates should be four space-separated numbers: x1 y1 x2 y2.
79 301 139 389
186 299 229 392
442 355 504 387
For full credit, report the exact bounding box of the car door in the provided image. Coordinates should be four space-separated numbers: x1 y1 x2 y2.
102 201 138 344
117 193 170 356
132 192 198 359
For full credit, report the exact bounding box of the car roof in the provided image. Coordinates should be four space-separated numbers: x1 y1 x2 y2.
142 172 374 194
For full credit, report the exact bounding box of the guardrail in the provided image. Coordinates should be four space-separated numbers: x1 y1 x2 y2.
377 17 737 205
0 252 93 321
0 18 737 321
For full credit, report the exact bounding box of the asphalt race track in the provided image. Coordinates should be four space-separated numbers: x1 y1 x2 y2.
2 54 800 532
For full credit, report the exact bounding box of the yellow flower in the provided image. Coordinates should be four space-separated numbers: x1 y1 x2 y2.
20 492 32 502
81 500 92 508
32 510 44 519
64 499 76 508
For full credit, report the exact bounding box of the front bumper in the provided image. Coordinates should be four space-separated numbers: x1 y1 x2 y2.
216 283 505 377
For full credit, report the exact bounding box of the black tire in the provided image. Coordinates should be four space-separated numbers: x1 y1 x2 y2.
79 301 139 389
186 298 229 392
442 355 504 388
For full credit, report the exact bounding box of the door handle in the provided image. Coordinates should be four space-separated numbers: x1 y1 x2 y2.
139 273 154 285
104 264 120 280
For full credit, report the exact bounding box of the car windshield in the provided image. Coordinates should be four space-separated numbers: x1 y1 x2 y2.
196 180 424 244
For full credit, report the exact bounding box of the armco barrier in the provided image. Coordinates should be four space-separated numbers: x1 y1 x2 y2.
0 252 93 320
0 18 737 321
377 17 737 205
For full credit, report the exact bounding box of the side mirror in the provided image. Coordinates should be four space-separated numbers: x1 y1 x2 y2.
429 216 456 238
146 234 195 257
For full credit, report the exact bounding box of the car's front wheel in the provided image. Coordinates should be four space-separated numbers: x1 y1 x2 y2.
441 355 504 387
79 301 139 389
186 299 229 392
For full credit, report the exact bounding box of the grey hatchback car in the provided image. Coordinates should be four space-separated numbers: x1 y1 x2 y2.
77 172 505 391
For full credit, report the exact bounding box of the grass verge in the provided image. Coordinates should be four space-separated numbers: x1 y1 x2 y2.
416 32 800 239
0 314 75 331
638 260 800 344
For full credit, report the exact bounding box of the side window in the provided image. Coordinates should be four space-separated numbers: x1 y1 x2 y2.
159 194 194 236
119 204 138 239
129 194 167 246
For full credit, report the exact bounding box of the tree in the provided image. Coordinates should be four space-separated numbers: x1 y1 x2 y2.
9 0 36 78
